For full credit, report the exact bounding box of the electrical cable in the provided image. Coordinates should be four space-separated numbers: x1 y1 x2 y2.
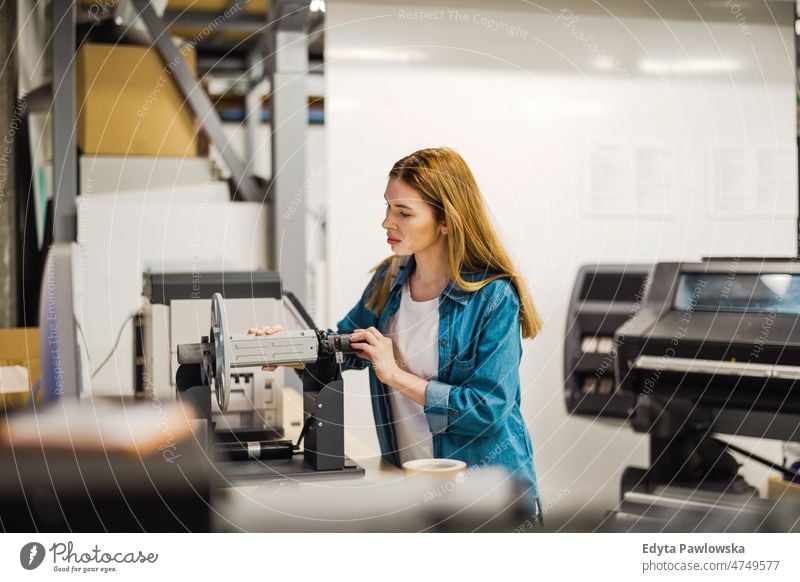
91 311 139 379
294 416 314 453
713 436 800 483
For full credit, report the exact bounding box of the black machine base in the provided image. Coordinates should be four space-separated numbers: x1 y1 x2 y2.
176 353 361 481
620 466 757 498
620 431 759 500
214 454 365 485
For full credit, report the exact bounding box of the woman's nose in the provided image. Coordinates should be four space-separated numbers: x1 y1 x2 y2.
381 213 393 230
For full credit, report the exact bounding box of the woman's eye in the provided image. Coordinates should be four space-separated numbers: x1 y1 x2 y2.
385 203 410 218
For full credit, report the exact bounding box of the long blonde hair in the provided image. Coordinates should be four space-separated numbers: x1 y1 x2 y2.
366 147 542 339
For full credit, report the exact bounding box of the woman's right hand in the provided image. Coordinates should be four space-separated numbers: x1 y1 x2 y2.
246 324 285 371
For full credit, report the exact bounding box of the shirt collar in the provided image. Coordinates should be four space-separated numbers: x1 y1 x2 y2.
390 255 471 306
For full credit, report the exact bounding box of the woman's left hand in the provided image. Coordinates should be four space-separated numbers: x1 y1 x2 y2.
350 327 399 384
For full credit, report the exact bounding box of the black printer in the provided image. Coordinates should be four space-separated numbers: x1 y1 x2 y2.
616 258 800 444
565 258 800 531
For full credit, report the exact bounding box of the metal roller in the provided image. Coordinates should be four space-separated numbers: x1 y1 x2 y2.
199 293 358 412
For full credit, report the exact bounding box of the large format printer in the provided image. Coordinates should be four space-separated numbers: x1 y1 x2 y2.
565 258 800 531
616 258 800 467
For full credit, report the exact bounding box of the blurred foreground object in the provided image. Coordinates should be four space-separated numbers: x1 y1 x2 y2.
0 400 211 532
216 466 533 532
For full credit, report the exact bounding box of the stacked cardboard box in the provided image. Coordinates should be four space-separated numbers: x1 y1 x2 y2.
76 42 199 157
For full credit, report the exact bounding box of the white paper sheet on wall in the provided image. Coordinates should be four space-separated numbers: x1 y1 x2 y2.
711 146 793 217
588 143 633 215
635 145 671 214
712 147 754 216
586 142 672 217
757 147 794 213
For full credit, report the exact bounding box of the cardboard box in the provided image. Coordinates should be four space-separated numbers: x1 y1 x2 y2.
0 327 40 409
767 474 800 502
76 42 198 157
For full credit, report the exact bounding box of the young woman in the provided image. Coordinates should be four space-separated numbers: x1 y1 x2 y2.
251 147 543 515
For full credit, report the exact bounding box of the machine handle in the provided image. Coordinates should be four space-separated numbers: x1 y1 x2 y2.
633 355 800 381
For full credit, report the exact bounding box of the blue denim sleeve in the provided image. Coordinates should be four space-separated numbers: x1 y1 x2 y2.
331 266 386 371
424 284 522 435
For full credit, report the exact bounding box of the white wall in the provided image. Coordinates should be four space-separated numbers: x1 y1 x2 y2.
221 122 330 324
325 0 797 524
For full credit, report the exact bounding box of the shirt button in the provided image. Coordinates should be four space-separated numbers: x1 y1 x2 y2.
441 340 447 347
442 311 449 317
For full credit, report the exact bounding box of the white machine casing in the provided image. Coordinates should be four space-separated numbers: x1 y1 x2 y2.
141 296 298 433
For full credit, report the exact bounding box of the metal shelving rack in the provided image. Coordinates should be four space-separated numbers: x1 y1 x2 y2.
48 0 315 305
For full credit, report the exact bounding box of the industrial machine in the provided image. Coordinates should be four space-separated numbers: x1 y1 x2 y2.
615 258 800 492
565 258 800 531
139 272 288 437
176 292 365 482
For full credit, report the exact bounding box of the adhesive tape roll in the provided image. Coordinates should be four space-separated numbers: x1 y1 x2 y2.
402 458 467 477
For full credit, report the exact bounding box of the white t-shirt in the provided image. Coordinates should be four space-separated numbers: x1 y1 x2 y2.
385 281 439 465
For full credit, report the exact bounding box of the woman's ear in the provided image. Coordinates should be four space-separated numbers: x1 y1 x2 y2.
440 224 448 235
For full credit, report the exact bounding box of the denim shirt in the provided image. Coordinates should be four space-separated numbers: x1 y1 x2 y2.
335 255 539 508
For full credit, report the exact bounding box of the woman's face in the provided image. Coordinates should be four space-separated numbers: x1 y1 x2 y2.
382 178 446 256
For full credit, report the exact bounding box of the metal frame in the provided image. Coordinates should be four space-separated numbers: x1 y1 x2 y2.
796 0 800 255
51 0 77 243
162 9 267 34
130 0 263 203
206 0 252 48
267 0 310 304
48 0 271 240
245 43 267 166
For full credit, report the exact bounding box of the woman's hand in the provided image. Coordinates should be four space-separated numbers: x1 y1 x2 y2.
350 327 400 385
247 324 285 337
246 325 285 371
